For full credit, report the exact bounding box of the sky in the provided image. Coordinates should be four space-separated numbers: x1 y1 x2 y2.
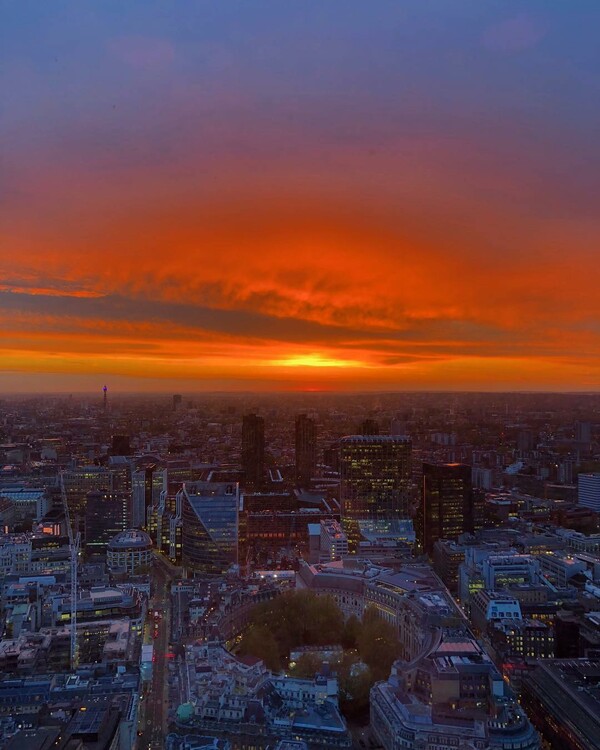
1 0 600 393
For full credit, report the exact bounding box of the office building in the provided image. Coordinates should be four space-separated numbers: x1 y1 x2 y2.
418 462 482 554
432 539 465 592
358 418 379 436
578 472 600 512
319 519 348 562
111 434 130 456
295 414 317 486
107 529 153 574
575 420 592 445
84 491 129 554
131 463 163 529
61 467 114 534
370 637 540 750
179 482 239 576
522 659 600 750
241 414 265 487
340 435 411 546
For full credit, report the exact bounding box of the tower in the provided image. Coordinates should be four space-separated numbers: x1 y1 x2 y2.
418 462 480 555
340 435 412 547
358 418 380 436
241 414 265 487
103 385 108 411
295 414 317 486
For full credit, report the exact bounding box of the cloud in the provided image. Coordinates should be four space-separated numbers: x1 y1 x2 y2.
1 2 599 390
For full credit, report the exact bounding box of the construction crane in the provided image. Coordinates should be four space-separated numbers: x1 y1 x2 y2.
60 474 81 670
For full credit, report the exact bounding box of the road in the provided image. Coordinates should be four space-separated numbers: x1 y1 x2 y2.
137 562 172 750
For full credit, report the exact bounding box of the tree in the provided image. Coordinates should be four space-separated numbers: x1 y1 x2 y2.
341 614 361 649
239 624 281 671
290 652 323 679
357 607 400 682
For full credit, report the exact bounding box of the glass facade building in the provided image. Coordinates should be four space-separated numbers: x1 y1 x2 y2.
180 482 239 576
340 435 412 547
418 462 481 554
295 414 317 486
84 490 129 553
242 414 265 487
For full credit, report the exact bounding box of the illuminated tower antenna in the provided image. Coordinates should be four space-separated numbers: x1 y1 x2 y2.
103 385 108 411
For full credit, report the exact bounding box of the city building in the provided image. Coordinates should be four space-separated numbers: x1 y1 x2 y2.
578 473 600 512
358 419 379 436
111 434 131 456
418 462 483 554
295 414 317 486
339 435 412 547
84 490 129 554
470 590 522 633
179 482 239 576
131 462 164 529
319 519 348 562
370 637 540 750
241 415 265 487
107 529 153 574
489 618 554 661
178 641 350 749
522 659 600 750
432 539 466 592
61 467 114 534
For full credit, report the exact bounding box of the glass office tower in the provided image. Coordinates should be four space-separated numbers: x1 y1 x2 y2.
340 435 412 547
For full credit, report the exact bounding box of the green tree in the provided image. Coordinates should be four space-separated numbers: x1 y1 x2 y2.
290 652 323 678
341 614 361 649
357 607 400 682
239 624 281 671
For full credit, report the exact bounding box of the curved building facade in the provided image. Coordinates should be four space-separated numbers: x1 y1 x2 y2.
107 529 153 574
179 482 239 576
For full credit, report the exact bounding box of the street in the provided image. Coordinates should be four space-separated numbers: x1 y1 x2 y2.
137 562 172 750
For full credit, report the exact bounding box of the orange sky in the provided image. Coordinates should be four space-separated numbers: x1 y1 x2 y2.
1 3 600 392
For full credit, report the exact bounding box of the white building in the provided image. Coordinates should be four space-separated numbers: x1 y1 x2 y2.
319 520 348 562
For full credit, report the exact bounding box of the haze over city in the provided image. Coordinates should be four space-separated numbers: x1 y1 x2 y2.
2 1 600 392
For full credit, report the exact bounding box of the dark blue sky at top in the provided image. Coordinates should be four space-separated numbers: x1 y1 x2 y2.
3 0 600 142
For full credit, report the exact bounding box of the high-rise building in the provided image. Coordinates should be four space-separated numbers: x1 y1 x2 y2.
358 418 379 436
61 466 114 535
131 463 163 528
172 394 183 412
111 434 131 456
323 443 340 472
241 414 265 486
179 482 239 576
295 414 317 486
578 473 600 512
84 490 129 554
575 420 592 445
418 462 481 554
340 435 412 546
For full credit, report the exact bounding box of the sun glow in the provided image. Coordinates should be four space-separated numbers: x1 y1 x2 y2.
270 353 370 369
